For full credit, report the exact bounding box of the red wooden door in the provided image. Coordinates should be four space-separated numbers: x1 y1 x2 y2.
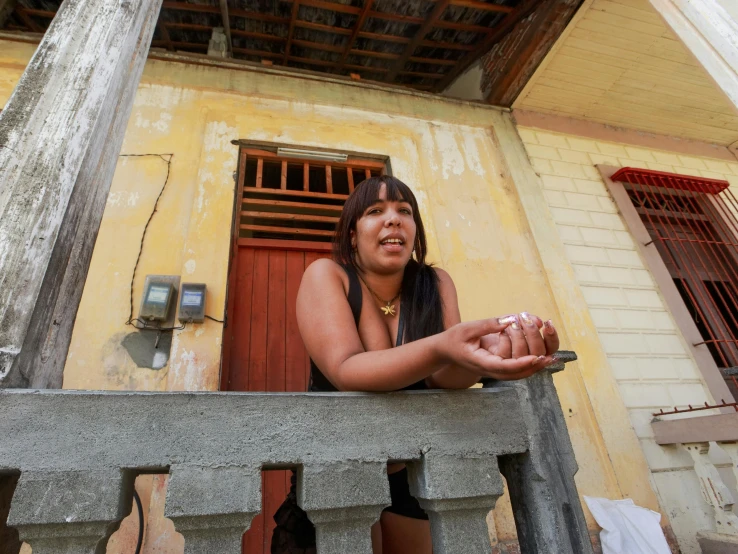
222 244 330 554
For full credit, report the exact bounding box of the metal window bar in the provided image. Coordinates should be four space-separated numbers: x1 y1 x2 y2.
613 168 738 369
238 148 384 244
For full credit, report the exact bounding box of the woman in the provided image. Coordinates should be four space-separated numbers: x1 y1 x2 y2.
272 175 559 554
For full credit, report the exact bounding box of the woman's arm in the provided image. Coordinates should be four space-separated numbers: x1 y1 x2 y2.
296 260 552 392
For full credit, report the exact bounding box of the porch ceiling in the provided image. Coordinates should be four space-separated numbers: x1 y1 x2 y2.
1 0 583 106
513 0 738 147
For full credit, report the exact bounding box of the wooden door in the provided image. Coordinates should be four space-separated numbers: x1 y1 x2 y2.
221 244 330 554
221 146 384 553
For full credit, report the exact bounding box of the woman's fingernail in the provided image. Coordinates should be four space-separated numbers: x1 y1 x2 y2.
537 356 547 364
520 312 534 326
544 320 555 334
498 314 517 325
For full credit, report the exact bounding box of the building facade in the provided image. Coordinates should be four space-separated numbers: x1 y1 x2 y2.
1 0 737 553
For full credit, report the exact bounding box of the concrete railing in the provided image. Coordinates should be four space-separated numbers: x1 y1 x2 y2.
0 354 592 554
653 408 738 552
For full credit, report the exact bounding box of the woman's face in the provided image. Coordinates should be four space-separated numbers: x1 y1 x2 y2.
352 183 416 275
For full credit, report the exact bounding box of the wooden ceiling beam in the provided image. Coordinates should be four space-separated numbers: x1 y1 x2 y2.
232 47 282 58
14 6 42 32
351 48 397 60
409 56 457 66
386 0 452 81
16 7 54 18
337 0 374 71
344 64 387 73
368 11 424 24
360 31 409 44
448 0 514 13
420 39 475 51
297 20 352 35
434 19 495 33
162 2 289 25
433 0 541 92
283 0 300 65
297 0 361 15
292 38 344 53
165 22 287 43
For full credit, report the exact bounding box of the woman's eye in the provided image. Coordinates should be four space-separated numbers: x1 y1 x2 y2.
367 208 381 215
400 208 412 215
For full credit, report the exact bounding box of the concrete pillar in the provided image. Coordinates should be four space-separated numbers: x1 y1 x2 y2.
208 27 230 58
0 0 162 388
300 462 390 554
650 0 738 112
7 470 131 554
165 465 261 554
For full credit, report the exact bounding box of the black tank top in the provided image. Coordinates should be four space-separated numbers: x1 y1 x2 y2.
308 264 428 392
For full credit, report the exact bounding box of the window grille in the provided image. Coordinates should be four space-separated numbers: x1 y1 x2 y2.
612 167 738 370
237 148 385 244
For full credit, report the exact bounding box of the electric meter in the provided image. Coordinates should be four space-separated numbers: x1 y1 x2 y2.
139 277 176 322
178 283 207 323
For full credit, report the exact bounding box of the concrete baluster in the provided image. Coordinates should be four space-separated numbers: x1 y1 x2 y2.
300 461 390 554
682 442 738 535
7 470 131 554
719 440 738 512
165 465 261 554
408 456 504 554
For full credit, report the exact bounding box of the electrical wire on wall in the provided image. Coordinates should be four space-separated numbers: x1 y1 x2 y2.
120 153 176 332
119 153 226 332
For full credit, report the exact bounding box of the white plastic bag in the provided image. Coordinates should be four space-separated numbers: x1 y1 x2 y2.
583 496 671 554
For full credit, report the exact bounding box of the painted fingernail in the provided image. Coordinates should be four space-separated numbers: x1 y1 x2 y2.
520 312 534 326
544 320 555 335
498 314 517 325
537 356 547 364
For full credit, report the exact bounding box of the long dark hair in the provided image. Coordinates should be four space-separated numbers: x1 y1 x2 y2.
333 175 444 343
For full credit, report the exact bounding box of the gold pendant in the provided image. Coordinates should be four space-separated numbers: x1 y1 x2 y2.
381 303 396 316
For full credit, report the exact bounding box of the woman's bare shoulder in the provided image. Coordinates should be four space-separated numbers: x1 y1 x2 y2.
433 266 455 287
302 258 348 289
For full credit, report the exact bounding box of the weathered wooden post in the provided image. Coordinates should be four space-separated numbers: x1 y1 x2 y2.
0 0 162 388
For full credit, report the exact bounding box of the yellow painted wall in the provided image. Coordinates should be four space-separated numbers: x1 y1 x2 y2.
1 39 663 551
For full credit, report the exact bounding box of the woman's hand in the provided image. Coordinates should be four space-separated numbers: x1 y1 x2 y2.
435 314 559 381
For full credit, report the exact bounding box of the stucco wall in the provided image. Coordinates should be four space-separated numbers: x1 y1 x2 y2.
1 38 666 552
517 123 738 554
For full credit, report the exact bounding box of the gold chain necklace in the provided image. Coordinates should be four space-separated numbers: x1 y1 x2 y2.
357 272 401 316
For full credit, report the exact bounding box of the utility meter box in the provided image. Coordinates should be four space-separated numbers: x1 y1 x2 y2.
140 276 176 322
179 283 207 323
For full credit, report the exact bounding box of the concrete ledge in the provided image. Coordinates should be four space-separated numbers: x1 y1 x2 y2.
653 412 738 445
0 388 528 472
